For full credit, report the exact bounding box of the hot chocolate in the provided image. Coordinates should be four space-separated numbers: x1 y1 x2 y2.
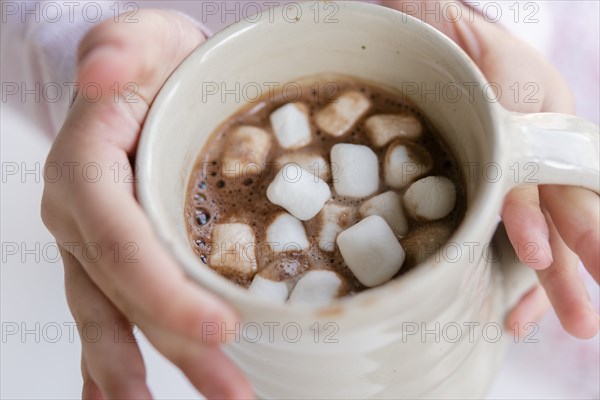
184 74 465 305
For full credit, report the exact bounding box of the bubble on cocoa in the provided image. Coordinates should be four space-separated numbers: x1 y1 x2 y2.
195 208 210 226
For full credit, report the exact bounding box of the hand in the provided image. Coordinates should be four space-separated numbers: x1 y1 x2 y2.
41 10 254 399
382 0 599 338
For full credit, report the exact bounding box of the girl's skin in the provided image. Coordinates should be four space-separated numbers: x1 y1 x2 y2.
41 2 599 399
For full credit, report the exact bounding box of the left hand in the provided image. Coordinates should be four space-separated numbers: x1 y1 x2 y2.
41 10 254 399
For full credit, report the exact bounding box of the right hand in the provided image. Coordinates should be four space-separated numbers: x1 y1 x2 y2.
382 0 599 339
41 10 253 399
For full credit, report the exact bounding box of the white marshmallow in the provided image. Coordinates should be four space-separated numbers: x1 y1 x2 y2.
330 143 379 197
222 126 271 178
359 191 409 236
337 215 405 287
365 114 423 147
270 103 312 149
266 164 331 221
276 151 330 181
288 270 343 307
317 203 358 252
404 176 456 220
209 223 257 279
315 91 371 137
260 254 310 281
248 275 289 302
384 141 432 188
266 212 310 253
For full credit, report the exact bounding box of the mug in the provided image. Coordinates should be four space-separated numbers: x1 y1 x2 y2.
136 2 600 398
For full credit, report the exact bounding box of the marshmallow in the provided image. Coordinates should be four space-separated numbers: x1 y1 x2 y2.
260 254 310 281
222 126 271 179
209 223 257 280
276 151 330 181
359 191 409 236
248 275 289 303
315 91 371 137
384 140 433 188
401 222 453 267
288 270 343 307
266 212 310 253
317 203 358 252
330 143 379 197
270 103 312 149
337 215 405 287
266 164 331 221
365 114 423 147
404 176 456 220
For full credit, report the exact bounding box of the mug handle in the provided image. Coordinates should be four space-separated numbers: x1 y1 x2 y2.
504 111 599 192
499 111 599 314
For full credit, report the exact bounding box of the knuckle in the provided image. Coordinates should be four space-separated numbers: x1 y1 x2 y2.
40 192 54 231
40 189 68 237
152 287 188 325
164 338 198 367
81 376 103 399
151 283 209 337
98 371 145 398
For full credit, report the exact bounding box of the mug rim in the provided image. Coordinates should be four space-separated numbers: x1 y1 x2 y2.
136 1 506 317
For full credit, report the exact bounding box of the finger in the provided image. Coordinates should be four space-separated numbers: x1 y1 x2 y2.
178 346 255 400
535 213 599 339
502 186 553 269
73 188 238 345
379 0 458 36
75 9 206 140
504 285 550 338
383 0 576 114
540 185 600 283
81 355 104 400
50 9 206 162
63 248 153 399
141 322 254 400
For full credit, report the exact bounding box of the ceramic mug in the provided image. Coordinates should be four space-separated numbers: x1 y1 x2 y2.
136 2 599 398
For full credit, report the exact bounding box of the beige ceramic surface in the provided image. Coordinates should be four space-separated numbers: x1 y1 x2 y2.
136 2 599 398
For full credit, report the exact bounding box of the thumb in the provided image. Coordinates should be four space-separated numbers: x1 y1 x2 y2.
69 9 205 153
448 5 574 114
381 0 574 113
